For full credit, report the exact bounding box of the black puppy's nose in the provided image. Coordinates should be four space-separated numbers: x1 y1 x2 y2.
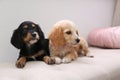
76 38 80 43
32 33 36 37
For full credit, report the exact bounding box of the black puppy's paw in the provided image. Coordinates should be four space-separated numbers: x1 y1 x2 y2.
16 57 26 68
43 56 55 65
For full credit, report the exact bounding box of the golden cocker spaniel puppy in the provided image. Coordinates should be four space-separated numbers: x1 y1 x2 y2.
48 20 92 64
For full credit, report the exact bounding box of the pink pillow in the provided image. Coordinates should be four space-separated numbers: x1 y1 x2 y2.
88 27 120 48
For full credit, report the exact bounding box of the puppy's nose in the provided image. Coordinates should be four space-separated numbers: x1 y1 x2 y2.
76 38 80 43
32 33 36 37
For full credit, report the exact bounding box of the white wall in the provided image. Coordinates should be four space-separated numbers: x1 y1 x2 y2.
0 0 115 63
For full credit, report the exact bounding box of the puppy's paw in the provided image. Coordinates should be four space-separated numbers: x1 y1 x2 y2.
43 56 55 64
62 57 71 63
54 57 62 64
16 57 26 68
85 53 94 58
87 55 94 58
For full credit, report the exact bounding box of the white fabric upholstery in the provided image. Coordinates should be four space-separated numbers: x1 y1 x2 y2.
0 47 120 80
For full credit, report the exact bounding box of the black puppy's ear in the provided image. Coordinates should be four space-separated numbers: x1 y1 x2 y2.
36 24 45 39
11 29 23 49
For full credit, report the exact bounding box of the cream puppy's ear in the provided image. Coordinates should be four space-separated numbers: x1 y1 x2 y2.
48 26 66 46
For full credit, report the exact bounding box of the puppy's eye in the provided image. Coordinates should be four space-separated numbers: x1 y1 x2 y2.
66 31 72 35
32 27 36 29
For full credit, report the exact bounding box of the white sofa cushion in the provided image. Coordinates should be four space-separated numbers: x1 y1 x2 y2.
0 47 120 80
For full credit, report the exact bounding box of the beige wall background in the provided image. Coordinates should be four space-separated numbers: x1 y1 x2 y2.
0 0 115 63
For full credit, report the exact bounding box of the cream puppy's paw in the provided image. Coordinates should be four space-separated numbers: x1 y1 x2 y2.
54 57 62 64
62 57 72 63
84 52 94 58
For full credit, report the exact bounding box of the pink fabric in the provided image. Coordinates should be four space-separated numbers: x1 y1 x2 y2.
88 27 120 48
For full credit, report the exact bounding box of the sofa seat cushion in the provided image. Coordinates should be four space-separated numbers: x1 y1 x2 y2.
0 47 120 80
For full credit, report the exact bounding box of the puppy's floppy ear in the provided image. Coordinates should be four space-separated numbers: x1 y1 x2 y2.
36 24 45 39
49 27 66 46
11 29 23 49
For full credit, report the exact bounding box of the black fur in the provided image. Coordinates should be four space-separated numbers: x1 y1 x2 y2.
11 21 50 68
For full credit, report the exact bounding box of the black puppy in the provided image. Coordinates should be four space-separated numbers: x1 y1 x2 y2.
11 21 53 68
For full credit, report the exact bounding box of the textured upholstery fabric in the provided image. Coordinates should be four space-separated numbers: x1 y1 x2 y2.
0 47 120 80
88 27 120 48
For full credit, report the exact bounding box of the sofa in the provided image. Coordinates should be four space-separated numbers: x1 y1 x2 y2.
0 47 120 80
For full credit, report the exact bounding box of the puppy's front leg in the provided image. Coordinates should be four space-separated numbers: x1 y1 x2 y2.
43 56 55 64
16 57 26 68
83 48 94 58
62 52 78 63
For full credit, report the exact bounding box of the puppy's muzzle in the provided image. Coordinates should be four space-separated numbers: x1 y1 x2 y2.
29 32 40 44
31 33 36 38
76 38 80 43
31 32 39 40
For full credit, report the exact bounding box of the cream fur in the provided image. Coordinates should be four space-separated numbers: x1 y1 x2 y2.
48 20 91 64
